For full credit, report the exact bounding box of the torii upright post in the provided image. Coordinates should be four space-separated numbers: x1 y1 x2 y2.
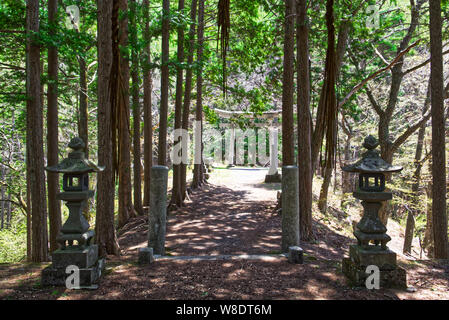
226 124 235 168
265 119 281 183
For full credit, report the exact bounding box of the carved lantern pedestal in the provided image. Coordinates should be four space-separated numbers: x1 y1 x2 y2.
341 135 407 289
41 138 105 289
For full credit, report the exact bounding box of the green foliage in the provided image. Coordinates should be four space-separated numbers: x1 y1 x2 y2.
0 221 26 263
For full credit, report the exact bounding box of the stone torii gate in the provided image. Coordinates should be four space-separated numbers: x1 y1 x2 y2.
214 108 282 183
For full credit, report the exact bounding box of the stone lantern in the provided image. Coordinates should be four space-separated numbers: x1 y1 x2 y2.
42 137 105 288
341 135 407 288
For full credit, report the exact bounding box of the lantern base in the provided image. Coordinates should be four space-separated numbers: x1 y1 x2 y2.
41 244 105 288
42 258 105 288
342 245 407 289
349 244 396 269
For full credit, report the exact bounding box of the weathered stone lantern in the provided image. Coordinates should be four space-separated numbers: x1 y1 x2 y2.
42 137 105 288
341 135 407 288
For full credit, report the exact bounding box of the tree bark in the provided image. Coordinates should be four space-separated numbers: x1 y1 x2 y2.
143 0 153 208
317 0 342 214
1 166 4 230
296 0 313 240
26 0 48 262
79 58 89 157
171 0 185 207
403 80 430 255
158 0 170 166
429 0 448 259
192 0 205 188
181 0 197 199
96 0 120 257
282 0 295 166
26 138 31 261
130 0 143 216
47 0 61 254
6 191 11 229
423 166 434 257
341 116 353 194
114 0 136 228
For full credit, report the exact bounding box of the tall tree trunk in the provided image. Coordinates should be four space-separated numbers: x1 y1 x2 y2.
47 0 61 254
6 191 11 229
171 0 185 207
26 166 31 261
130 0 143 215
403 80 430 254
317 0 342 214
192 0 205 188
114 0 136 228
282 0 295 166
0 166 4 230
158 0 170 166
79 58 89 157
423 166 434 258
26 0 48 262
181 0 197 199
371 0 425 226
25 16 32 261
143 0 153 208
96 0 119 257
429 0 448 259
318 166 332 213
296 0 313 240
341 118 353 194
79 58 91 222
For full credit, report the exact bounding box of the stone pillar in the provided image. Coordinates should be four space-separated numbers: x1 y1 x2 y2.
226 125 235 167
268 127 279 175
148 165 168 255
265 125 281 182
281 166 300 253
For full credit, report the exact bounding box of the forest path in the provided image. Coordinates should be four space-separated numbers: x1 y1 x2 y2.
119 167 284 256
207 167 280 202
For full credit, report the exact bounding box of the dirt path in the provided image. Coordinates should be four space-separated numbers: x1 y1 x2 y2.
121 167 282 257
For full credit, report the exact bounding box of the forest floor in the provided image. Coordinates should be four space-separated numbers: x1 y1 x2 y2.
0 167 448 300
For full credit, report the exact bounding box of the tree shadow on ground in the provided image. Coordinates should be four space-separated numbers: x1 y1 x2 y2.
249 182 281 191
165 184 280 256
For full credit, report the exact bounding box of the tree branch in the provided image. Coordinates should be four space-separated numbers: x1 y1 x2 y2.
365 85 384 116
403 49 449 76
0 62 25 70
0 30 25 34
392 111 431 153
339 40 420 108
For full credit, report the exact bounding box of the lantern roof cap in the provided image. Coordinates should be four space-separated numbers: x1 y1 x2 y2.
342 135 402 173
45 137 104 174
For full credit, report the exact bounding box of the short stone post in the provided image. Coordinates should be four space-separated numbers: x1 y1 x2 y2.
138 247 154 265
281 166 300 253
288 246 304 264
148 165 168 255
